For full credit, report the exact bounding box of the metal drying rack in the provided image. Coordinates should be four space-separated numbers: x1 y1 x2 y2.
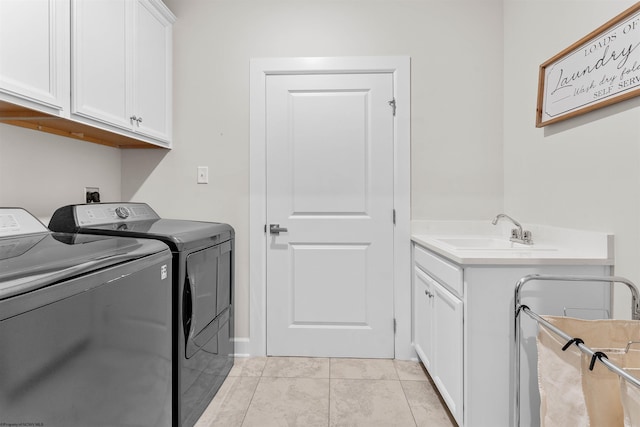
514 274 640 427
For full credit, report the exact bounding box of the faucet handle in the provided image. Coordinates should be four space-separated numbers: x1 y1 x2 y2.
511 229 534 245
510 228 521 239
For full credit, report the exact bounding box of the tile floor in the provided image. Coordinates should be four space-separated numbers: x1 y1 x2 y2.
195 357 456 427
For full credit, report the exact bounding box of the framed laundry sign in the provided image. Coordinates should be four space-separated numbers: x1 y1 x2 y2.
536 2 640 127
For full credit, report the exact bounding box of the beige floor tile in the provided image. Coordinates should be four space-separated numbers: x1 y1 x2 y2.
330 379 416 427
196 358 457 427
394 360 429 381
228 357 267 377
262 356 330 378
401 380 456 427
194 375 259 427
330 358 398 380
242 377 330 427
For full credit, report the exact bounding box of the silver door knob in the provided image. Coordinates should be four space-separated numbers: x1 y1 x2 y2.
269 224 288 235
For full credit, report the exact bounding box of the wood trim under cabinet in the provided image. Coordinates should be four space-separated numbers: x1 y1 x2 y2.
0 101 166 149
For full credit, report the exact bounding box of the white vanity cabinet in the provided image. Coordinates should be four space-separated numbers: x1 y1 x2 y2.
71 0 174 145
0 0 70 115
413 244 463 424
411 239 612 427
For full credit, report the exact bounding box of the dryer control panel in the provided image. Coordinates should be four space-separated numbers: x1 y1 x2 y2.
74 203 160 226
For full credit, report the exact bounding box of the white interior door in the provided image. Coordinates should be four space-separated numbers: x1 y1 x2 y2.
265 73 395 358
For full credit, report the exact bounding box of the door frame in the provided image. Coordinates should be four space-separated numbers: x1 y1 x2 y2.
249 56 412 359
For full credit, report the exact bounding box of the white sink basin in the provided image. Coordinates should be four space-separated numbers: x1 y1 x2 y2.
434 237 556 251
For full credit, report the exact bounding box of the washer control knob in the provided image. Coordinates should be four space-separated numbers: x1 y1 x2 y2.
115 206 130 219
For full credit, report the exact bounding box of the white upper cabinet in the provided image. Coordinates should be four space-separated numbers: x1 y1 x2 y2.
132 0 173 142
0 0 70 114
0 0 174 148
71 0 129 129
71 0 174 146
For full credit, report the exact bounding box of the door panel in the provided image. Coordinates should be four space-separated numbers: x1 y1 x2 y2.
266 73 394 357
290 91 368 214
290 243 368 325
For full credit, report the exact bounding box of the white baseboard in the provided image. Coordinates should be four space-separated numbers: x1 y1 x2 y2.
233 337 251 357
232 337 417 360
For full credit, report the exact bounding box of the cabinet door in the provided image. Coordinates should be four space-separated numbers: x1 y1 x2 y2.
433 280 463 424
72 0 132 130
0 0 69 113
413 267 434 371
132 0 172 143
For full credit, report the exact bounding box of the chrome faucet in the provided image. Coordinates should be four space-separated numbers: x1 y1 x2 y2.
491 213 533 245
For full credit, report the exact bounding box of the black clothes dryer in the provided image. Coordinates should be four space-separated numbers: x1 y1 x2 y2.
49 202 234 427
0 207 173 426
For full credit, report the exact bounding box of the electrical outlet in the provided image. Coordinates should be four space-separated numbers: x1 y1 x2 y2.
84 187 100 203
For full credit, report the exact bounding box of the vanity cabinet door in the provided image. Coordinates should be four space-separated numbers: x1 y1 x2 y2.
412 242 464 425
432 279 463 424
0 0 69 114
413 267 434 371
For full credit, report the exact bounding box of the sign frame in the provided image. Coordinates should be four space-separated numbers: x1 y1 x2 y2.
536 3 640 127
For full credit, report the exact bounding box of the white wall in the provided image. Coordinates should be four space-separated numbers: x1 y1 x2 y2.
121 0 505 344
11 0 634 350
503 0 640 316
1 0 636 356
0 123 121 222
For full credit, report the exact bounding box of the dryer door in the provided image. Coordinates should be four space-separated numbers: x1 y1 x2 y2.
183 241 232 359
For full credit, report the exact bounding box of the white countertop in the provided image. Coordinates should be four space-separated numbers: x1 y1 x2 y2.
411 220 614 266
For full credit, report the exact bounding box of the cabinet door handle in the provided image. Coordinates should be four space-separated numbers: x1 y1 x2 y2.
424 290 433 298
130 115 137 123
136 117 143 125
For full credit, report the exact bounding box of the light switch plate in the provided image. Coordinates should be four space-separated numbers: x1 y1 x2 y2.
197 166 209 184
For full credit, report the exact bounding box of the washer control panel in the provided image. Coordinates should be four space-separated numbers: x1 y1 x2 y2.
0 208 48 237
74 203 160 226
